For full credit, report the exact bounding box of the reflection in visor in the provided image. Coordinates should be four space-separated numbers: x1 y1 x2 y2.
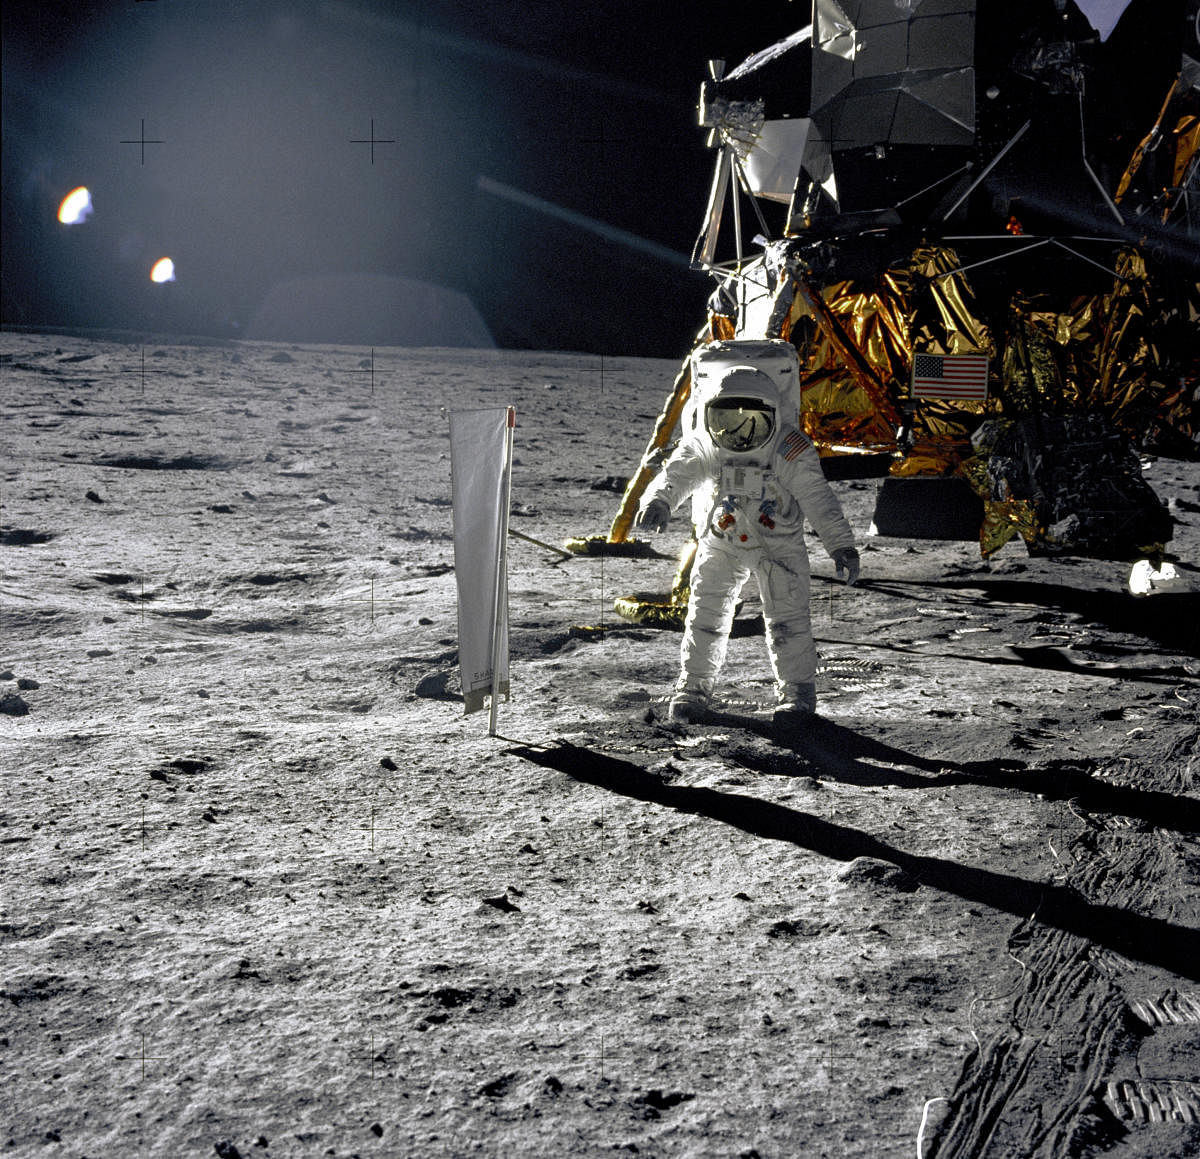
706 398 775 452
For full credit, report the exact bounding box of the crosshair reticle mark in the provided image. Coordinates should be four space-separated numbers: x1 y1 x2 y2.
349 119 396 165
117 1033 167 1080
577 1032 629 1080
356 348 378 396
349 1031 393 1080
124 803 154 851
337 578 410 630
353 806 401 852
822 1032 853 1081
119 119 164 165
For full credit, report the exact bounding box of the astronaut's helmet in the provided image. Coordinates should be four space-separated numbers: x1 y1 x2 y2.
704 367 776 453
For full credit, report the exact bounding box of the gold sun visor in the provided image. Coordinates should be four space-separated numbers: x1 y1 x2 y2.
705 397 776 452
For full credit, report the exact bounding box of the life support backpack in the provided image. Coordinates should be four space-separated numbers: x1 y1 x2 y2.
685 339 802 439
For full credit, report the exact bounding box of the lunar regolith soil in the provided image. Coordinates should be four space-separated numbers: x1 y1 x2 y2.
2 331 1199 1159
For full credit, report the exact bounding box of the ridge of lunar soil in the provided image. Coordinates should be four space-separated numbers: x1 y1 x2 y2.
2 331 1199 1159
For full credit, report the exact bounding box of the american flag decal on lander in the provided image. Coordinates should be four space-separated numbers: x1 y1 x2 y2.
911 354 990 402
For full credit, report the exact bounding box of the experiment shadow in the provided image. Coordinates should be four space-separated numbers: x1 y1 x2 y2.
817 621 1195 685
849 576 1200 657
718 715 1200 837
511 741 1200 982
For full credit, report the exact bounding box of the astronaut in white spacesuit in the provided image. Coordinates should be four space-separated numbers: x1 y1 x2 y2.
636 365 860 728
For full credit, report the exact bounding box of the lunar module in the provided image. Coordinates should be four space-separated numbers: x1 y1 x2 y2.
571 0 1200 623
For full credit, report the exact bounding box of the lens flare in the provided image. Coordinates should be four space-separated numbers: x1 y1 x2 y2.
150 257 176 283
476 176 689 267
57 186 93 225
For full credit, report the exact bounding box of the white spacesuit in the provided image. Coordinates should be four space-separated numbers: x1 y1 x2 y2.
636 365 860 727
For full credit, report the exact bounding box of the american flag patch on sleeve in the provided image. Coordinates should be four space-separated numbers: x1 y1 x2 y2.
781 429 812 461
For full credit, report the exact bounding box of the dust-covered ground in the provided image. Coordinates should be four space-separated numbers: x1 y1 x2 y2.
2 331 1199 1159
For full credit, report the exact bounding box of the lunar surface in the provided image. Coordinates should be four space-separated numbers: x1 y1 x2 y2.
2 330 1199 1159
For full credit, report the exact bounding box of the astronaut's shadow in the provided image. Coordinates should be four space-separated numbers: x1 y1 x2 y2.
702 708 1023 779
508 739 1200 982
702 711 1200 837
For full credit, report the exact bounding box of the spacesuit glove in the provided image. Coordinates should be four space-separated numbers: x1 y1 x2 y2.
833 547 860 586
636 497 670 535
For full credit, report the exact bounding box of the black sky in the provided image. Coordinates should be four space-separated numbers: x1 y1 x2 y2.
1 0 811 356
2 1 1184 356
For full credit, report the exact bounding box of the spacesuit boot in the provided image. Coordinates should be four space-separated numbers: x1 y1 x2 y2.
773 681 816 731
668 681 712 724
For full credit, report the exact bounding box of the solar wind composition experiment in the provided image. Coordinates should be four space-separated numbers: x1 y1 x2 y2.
3 3 1200 1158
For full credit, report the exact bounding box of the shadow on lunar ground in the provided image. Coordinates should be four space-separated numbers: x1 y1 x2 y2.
720 716 1200 836
89 453 235 471
510 740 1200 983
816 631 1197 683
0 528 56 545
700 710 1027 777
852 577 1200 656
